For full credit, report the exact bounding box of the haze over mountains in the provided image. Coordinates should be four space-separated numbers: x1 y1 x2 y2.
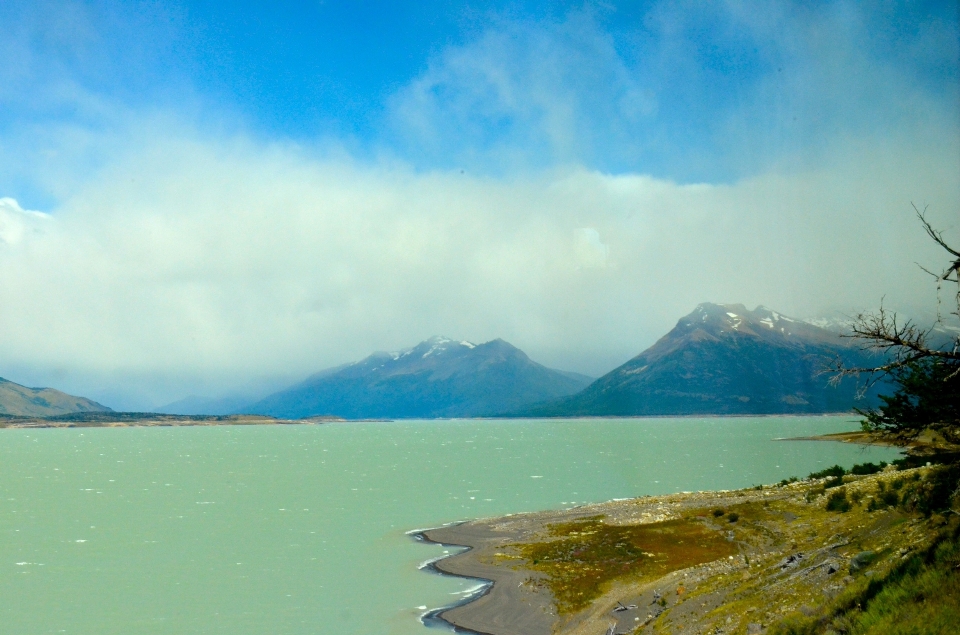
520 303 879 417
0 377 111 418
2 303 895 419
242 337 594 419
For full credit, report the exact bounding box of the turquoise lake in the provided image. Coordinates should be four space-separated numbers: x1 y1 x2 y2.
1 417 901 635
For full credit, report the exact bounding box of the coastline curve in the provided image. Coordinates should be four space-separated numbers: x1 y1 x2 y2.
409 526 493 634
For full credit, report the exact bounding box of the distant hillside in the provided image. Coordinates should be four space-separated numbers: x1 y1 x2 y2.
0 377 111 417
243 336 594 419
519 303 880 417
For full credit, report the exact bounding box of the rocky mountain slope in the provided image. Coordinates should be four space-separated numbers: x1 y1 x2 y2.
0 377 111 417
521 303 879 416
243 336 593 419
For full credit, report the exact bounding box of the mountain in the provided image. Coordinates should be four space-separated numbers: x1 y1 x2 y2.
0 377 112 417
243 336 594 419
801 314 857 333
520 303 880 417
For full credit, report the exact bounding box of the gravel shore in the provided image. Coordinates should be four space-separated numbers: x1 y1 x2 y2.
419 468 940 635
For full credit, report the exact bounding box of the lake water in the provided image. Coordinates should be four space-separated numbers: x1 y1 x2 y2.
1 416 900 635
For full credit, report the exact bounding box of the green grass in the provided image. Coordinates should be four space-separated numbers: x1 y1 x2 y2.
771 521 960 635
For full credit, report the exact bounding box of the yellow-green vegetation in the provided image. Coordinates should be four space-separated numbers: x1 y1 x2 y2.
492 462 959 635
512 515 737 613
772 520 960 635
655 464 960 635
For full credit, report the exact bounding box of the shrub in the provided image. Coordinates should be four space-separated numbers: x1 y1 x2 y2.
879 487 900 507
826 489 851 512
850 461 887 475
712 509 725 517
727 512 739 522
824 476 845 489
902 465 960 516
809 465 846 480
805 486 825 503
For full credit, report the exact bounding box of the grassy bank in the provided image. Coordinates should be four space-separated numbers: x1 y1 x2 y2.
773 521 960 635
496 462 960 634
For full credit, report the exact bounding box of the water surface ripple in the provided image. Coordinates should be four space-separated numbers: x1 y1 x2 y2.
0 417 900 634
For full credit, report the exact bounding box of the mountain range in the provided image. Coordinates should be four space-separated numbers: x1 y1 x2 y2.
242 336 594 419
0 377 111 417
3 303 895 419
518 303 879 417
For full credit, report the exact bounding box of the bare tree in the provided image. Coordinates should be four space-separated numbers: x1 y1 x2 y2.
830 205 960 384
829 206 959 447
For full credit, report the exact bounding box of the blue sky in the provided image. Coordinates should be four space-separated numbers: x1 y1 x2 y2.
0 1 958 408
6 0 956 199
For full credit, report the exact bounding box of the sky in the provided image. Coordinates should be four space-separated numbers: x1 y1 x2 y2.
0 0 958 410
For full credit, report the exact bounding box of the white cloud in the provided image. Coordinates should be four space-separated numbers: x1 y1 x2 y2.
385 2 959 180
574 228 610 269
0 2 957 409
386 10 655 170
0 197 49 244
0 125 956 408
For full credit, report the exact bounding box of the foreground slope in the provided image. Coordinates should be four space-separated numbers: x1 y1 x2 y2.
0 377 111 417
522 303 875 416
422 462 959 635
244 336 593 419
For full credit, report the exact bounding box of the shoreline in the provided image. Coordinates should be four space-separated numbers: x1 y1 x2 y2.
782 430 959 453
416 489 785 635
410 527 493 634
775 430 901 447
414 465 943 635
0 414 355 428
0 411 861 429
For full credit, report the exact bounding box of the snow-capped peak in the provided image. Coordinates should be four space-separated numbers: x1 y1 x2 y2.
419 336 476 357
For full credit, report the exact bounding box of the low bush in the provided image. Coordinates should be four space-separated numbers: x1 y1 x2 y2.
850 461 887 475
893 452 959 470
805 486 825 503
826 489 851 513
899 464 960 517
865 466 959 515
824 476 845 489
809 465 846 479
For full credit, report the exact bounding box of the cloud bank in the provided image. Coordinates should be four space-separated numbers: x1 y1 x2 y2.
0 1 957 408
1 128 956 408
